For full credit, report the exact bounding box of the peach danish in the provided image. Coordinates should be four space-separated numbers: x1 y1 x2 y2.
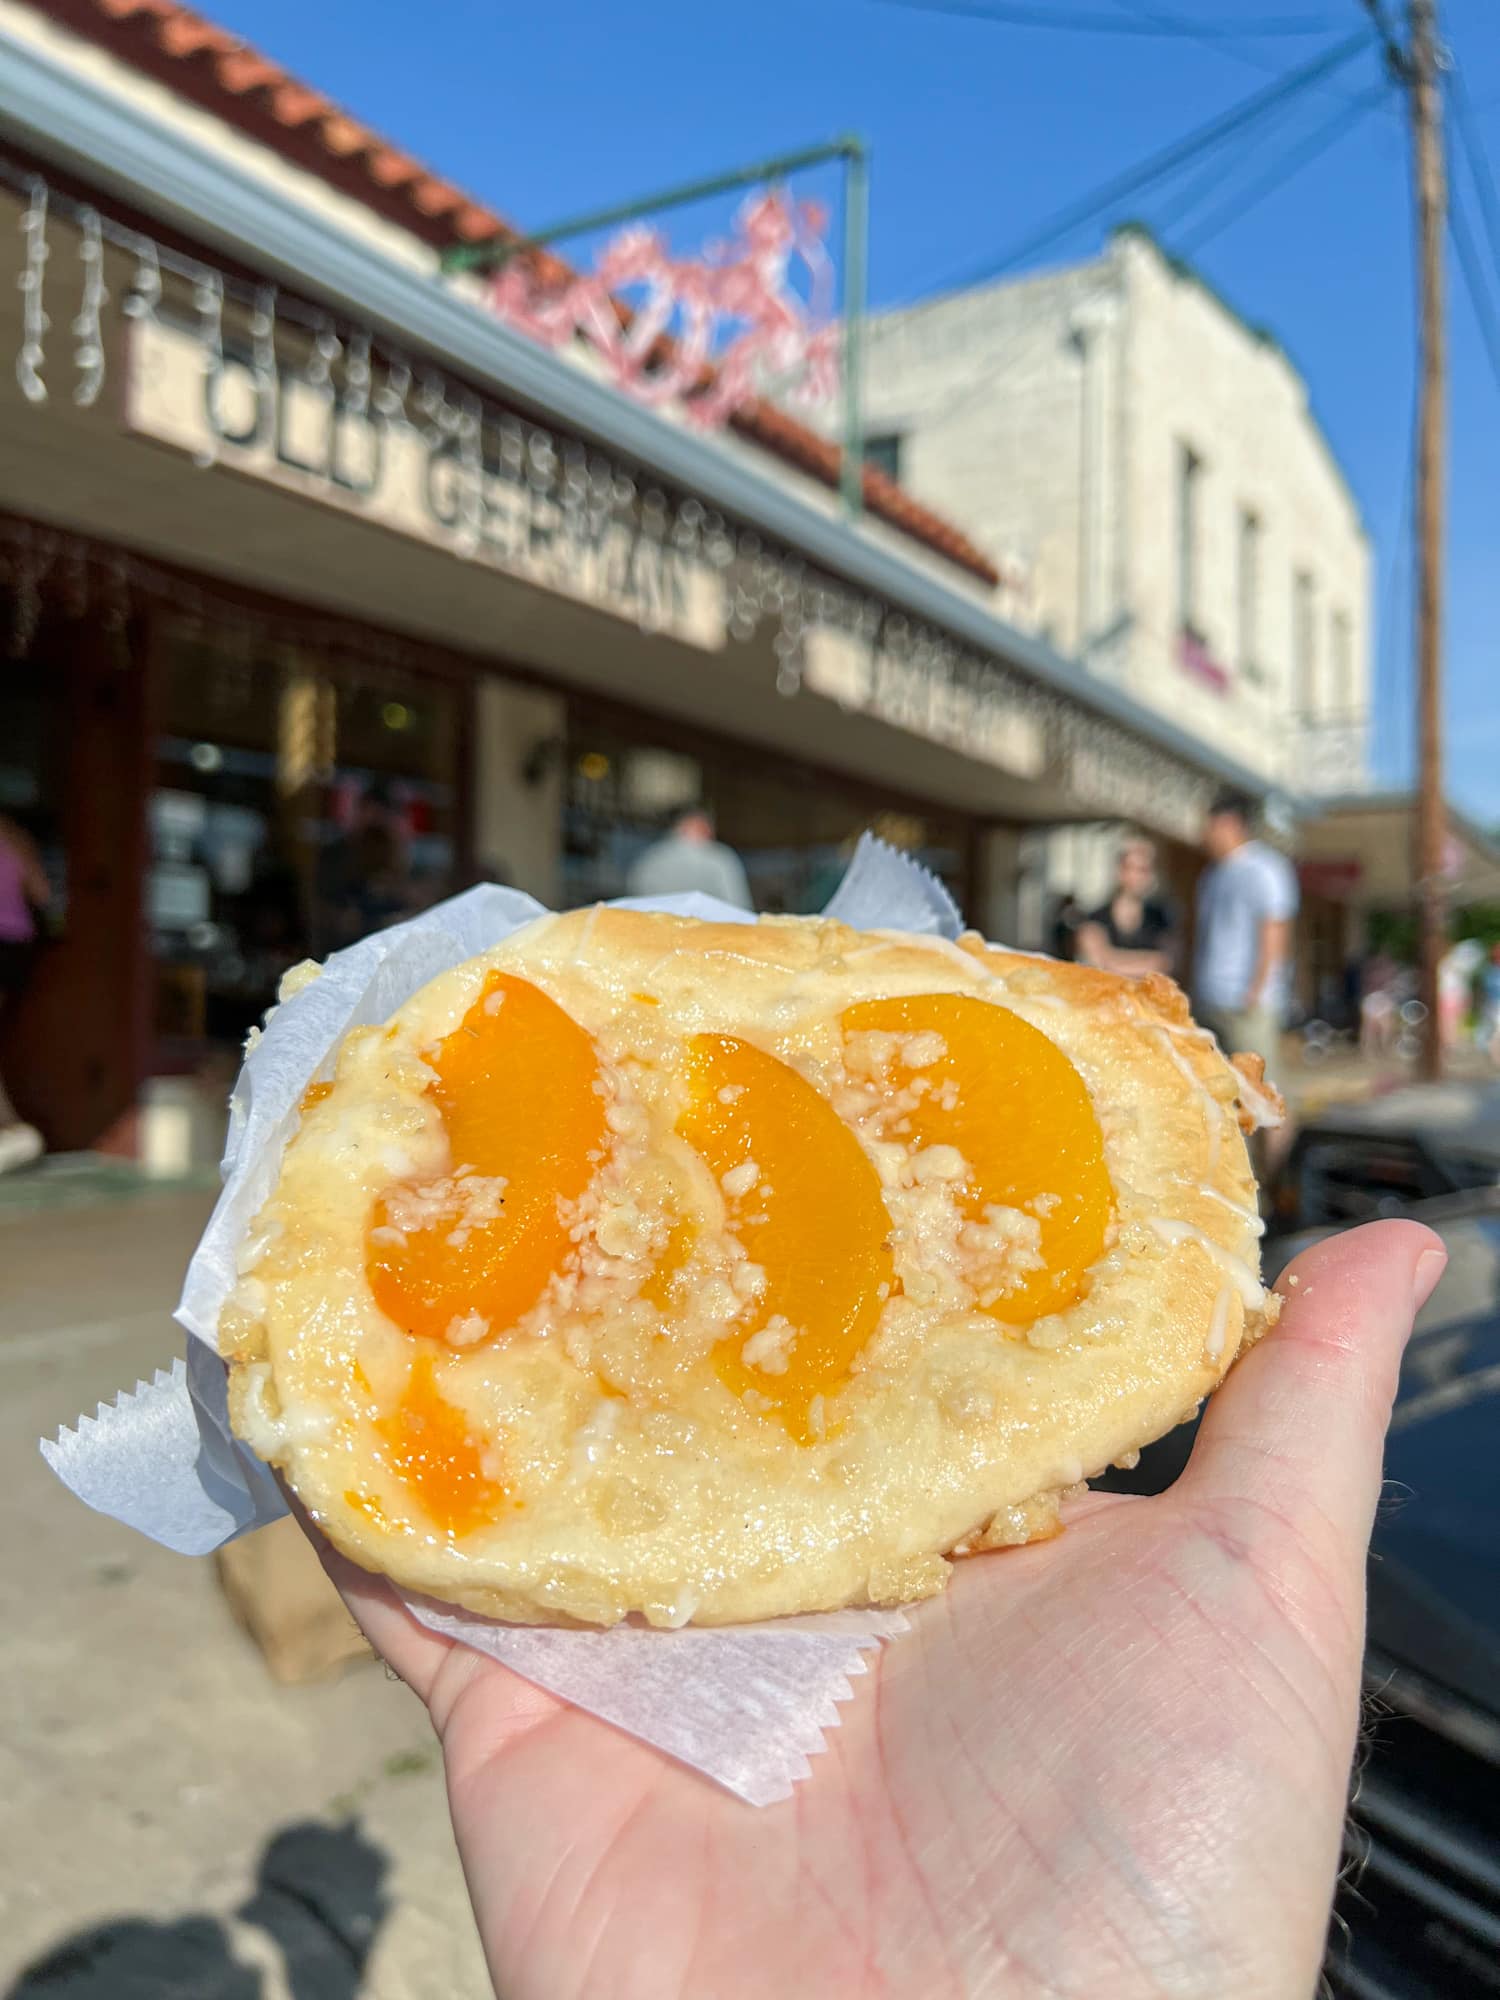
223 908 1279 1626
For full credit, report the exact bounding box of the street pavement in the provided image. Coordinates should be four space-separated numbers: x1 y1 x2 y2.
0 1183 491 2000
3 1040 1482 1996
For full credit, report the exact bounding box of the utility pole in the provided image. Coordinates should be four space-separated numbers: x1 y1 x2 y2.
1408 0 1448 1080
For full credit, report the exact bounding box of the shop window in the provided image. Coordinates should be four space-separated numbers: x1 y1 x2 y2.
1330 609 1353 715
1176 443 1203 639
562 707 970 918
150 621 460 1053
1236 508 1262 683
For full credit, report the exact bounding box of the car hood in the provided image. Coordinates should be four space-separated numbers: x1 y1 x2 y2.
1344 1207 1500 1727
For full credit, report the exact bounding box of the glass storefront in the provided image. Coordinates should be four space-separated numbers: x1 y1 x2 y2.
561 701 973 915
149 621 462 1053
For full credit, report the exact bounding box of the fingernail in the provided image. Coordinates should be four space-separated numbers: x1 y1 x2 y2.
1412 1246 1447 1315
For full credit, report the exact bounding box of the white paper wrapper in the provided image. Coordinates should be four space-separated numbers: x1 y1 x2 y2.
43 836 960 1804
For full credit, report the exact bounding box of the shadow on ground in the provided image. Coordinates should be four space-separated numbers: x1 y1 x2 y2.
7 1819 390 2000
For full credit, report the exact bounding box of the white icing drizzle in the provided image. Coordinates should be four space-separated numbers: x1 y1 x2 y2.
1205 1285 1234 1361
1232 1065 1285 1133
1146 1022 1232 1171
1158 1021 1217 1046
571 901 603 965
1150 1218 1267 1309
1194 1181 1265 1236
866 930 993 986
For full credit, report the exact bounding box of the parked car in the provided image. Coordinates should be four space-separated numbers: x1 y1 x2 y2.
1097 1190 1500 1995
1269 1080 1500 1237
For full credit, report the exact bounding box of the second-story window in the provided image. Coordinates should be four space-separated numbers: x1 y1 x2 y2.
1176 443 1202 637
1293 569 1317 716
1237 508 1261 680
1330 610 1353 714
863 433 904 482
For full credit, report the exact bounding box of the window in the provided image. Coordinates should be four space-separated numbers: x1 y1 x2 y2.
1293 569 1317 716
1176 444 1202 635
863 433 904 482
1330 610 1353 714
1237 509 1262 680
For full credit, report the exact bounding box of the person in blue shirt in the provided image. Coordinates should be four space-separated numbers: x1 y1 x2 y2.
1192 790 1299 1086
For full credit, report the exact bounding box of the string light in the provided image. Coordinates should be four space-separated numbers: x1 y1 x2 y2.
0 157 1228 843
343 329 371 422
121 234 162 330
249 285 278 425
16 177 49 405
190 270 224 467
71 206 107 408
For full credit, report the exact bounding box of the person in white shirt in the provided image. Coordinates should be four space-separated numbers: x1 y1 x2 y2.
1192 790 1298 1085
626 810 753 911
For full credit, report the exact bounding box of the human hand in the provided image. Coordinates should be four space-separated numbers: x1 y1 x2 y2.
320 1219 1444 2000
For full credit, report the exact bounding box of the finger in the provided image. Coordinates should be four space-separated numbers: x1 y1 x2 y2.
1183 1219 1446 1553
284 1491 564 1743
319 1542 459 1705
278 1482 454 1703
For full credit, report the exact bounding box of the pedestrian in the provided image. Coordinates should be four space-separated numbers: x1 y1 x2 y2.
1075 836 1178 978
626 810 752 911
1049 892 1084 963
1358 949 1399 1058
317 783 416 949
1437 940 1478 1054
1191 790 1298 1087
0 812 49 1174
1478 942 1500 1065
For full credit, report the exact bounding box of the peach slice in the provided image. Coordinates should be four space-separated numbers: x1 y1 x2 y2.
372 1353 505 1538
841 993 1112 1323
677 1033 894 1443
366 971 607 1346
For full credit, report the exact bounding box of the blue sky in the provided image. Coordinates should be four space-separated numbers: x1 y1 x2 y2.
202 0 1500 822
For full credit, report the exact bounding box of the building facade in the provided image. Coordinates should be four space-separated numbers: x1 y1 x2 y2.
852 224 1373 806
0 0 1286 1158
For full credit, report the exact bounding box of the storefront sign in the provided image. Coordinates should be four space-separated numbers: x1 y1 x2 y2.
1298 858 1364 898
1061 743 1206 843
802 626 1046 778
122 318 726 651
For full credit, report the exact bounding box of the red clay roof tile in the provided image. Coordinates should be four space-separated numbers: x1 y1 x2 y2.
27 0 1000 587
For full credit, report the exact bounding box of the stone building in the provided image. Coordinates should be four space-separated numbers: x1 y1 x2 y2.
850 223 1372 921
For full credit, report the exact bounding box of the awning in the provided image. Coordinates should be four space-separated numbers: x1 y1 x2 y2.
0 19 1288 848
1297 792 1500 907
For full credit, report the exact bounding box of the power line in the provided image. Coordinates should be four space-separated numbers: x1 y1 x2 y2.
1152 86 1316 232
1447 65 1500 298
894 27 1370 302
1180 79 1390 251
870 0 1344 35
1106 0 1357 76
899 72 1385 437
1447 155 1500 394
1358 0 1408 77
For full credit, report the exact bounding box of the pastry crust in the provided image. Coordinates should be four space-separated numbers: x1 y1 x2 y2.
225 910 1279 1626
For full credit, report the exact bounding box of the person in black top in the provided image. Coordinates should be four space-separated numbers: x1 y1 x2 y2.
1077 835 1178 978
1049 893 1085 963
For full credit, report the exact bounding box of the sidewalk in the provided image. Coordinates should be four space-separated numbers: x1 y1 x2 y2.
0 1177 489 2000
1275 1039 1496 1124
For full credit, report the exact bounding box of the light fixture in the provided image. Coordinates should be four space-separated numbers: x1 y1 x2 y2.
381 701 412 731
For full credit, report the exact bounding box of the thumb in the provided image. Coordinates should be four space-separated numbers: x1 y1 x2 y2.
1182 1219 1446 1556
